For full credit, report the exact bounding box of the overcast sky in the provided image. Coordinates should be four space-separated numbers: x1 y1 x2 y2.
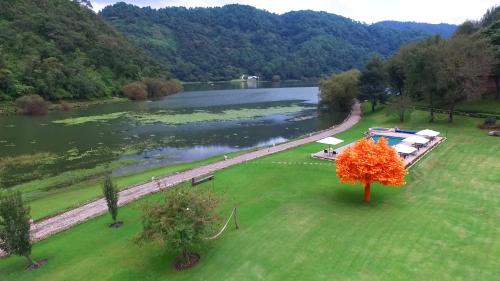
92 0 498 24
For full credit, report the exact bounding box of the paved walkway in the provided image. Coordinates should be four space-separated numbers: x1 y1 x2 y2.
2 102 362 255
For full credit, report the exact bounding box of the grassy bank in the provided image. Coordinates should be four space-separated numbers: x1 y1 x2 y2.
0 107 499 280
22 151 245 221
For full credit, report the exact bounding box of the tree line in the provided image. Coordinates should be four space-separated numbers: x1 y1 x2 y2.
320 6 499 123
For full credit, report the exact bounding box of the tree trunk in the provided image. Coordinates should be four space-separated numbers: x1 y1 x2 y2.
364 183 371 203
429 93 434 122
399 93 405 122
371 101 375 112
183 248 190 264
448 105 454 123
495 75 499 100
25 254 39 268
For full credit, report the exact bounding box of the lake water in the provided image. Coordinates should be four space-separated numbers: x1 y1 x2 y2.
0 82 347 188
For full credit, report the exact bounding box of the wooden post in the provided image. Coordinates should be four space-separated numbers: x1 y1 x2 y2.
233 207 239 230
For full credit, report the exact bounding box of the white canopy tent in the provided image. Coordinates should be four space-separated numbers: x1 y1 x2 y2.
416 129 440 137
402 135 430 145
393 143 417 154
316 137 343 146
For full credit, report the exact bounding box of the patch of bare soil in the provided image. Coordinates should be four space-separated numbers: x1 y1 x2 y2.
174 253 200 270
26 259 48 271
109 221 124 228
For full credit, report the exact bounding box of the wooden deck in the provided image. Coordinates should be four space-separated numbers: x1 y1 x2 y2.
312 132 445 168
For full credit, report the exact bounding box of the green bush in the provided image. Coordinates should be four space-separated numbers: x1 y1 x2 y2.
136 186 219 269
484 117 496 125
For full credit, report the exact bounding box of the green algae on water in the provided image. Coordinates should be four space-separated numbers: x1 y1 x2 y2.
132 105 307 125
50 105 309 126
52 112 128 125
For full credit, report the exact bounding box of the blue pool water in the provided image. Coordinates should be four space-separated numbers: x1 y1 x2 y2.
372 135 404 146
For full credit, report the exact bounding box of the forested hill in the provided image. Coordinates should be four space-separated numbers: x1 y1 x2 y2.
0 0 168 101
373 21 457 38
101 3 455 82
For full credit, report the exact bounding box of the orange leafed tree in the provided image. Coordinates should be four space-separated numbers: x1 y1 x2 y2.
336 137 407 202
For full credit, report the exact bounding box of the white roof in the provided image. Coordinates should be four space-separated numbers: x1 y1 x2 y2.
402 135 430 144
393 143 417 154
316 137 343 145
416 129 440 137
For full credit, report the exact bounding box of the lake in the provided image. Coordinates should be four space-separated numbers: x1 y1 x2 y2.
0 82 347 188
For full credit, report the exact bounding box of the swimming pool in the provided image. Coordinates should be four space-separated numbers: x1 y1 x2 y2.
372 135 405 146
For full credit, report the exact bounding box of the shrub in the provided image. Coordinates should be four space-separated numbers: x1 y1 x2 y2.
0 191 42 269
143 78 183 98
59 101 72 111
484 117 496 125
122 82 147 100
102 175 120 226
15 94 49 115
124 79 183 100
136 186 219 270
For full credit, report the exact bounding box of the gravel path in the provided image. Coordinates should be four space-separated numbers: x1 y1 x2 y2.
1 102 361 256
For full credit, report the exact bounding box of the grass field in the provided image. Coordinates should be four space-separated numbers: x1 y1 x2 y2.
455 97 500 115
0 107 499 280
414 96 500 115
24 150 246 221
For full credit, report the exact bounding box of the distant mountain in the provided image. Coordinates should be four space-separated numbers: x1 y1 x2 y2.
0 0 168 101
373 21 457 38
101 3 452 82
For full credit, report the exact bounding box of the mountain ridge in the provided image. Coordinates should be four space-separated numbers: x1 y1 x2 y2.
101 3 456 82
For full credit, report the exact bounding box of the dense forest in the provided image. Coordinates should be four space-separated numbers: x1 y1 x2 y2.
101 3 456 82
320 5 500 123
0 0 169 101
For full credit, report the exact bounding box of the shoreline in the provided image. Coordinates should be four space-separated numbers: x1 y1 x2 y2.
0 80 317 116
0 97 127 116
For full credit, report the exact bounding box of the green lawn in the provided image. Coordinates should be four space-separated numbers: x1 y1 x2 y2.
455 97 500 115
1 108 499 280
414 96 500 115
25 150 246 221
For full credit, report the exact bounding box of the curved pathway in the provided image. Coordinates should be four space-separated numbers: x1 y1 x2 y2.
2 102 362 255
